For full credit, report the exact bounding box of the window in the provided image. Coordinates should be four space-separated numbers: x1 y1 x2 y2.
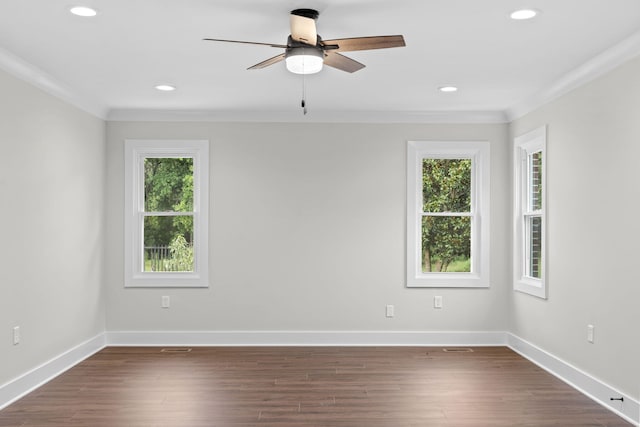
124 140 209 287
514 126 546 298
407 141 490 287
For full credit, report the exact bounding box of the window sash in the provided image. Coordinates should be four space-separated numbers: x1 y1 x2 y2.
420 155 476 275
527 150 543 212
523 213 543 279
421 214 473 274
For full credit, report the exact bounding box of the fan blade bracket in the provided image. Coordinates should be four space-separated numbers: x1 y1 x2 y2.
320 43 340 51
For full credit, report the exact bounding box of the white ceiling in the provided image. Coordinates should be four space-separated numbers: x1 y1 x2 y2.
1 0 640 122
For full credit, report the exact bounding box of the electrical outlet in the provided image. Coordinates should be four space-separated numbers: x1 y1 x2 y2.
162 296 170 308
434 296 443 309
587 324 594 343
13 326 20 345
385 304 394 318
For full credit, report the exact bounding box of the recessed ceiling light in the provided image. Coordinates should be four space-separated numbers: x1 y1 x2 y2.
510 9 538 20
69 6 97 17
155 85 176 92
439 86 458 93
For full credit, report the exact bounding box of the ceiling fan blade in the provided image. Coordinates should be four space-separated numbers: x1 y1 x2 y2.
321 35 405 52
323 51 365 73
203 38 287 49
290 14 317 45
247 53 286 70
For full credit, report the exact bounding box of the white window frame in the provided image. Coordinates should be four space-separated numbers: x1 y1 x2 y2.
513 126 547 298
407 141 490 288
124 139 209 288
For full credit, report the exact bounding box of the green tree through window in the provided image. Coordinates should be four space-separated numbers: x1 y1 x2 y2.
143 157 194 272
421 159 472 272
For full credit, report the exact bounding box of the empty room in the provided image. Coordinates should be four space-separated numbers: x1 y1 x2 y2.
0 1 639 426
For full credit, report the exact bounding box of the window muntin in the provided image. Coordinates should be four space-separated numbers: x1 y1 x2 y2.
514 127 546 298
407 141 490 288
124 140 209 288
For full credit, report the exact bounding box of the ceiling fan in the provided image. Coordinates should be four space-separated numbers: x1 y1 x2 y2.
204 8 406 75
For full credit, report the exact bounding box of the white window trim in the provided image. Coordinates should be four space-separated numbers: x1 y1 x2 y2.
513 126 547 298
407 141 490 288
124 139 209 288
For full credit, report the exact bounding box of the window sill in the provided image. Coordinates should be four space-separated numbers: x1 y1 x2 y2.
514 278 546 298
408 273 489 288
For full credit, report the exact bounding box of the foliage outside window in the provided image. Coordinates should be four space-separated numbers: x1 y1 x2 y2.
422 159 472 273
407 141 490 288
514 127 547 298
124 140 209 288
144 157 194 272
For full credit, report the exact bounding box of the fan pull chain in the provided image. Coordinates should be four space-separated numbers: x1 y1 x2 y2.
301 72 308 115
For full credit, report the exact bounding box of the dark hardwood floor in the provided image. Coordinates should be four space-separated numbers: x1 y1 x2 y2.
0 346 631 426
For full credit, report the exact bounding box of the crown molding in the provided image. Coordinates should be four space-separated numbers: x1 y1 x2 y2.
0 46 108 119
506 29 640 122
106 108 508 124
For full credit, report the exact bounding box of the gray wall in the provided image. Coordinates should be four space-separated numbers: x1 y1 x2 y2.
105 122 510 332
510 56 640 398
0 69 106 386
2 48 638 406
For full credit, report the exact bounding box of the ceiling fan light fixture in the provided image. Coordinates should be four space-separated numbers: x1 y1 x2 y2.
285 47 323 74
510 9 538 20
69 6 97 17
155 84 176 91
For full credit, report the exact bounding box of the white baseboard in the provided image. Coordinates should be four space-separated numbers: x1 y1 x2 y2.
0 333 106 410
507 333 639 426
105 330 507 347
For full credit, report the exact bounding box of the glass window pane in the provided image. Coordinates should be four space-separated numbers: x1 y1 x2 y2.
144 157 194 212
528 152 542 211
422 158 471 212
421 216 471 273
143 216 194 272
527 216 542 278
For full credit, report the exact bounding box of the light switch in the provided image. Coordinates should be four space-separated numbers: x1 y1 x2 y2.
434 296 443 309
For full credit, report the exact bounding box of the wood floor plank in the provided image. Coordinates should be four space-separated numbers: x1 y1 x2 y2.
0 346 631 426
